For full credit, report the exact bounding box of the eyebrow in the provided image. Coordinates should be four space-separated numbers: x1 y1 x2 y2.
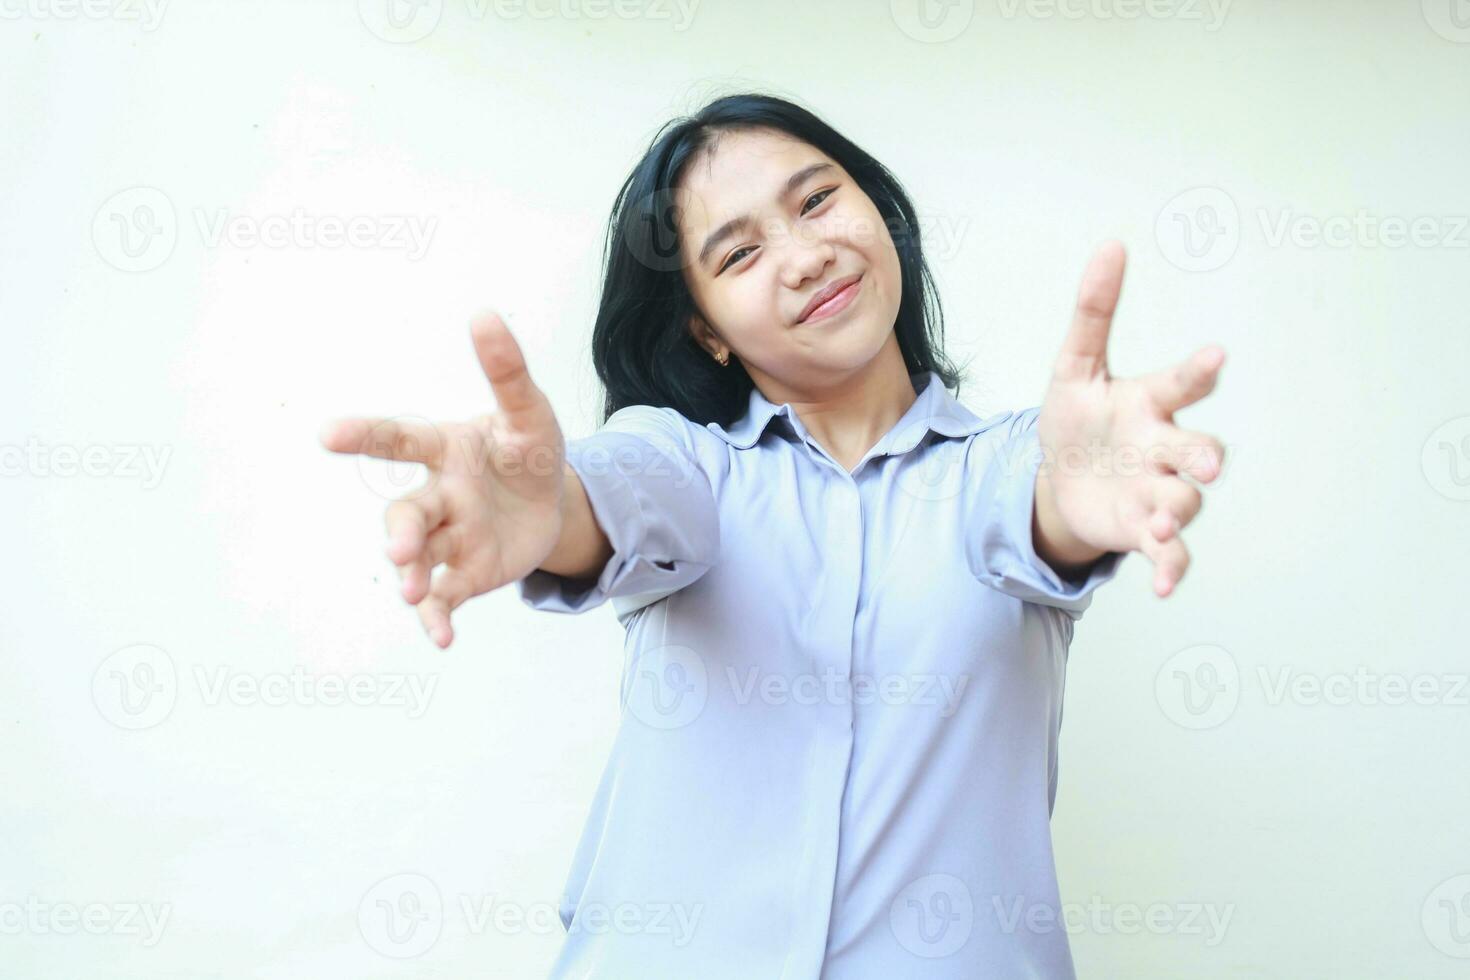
695 162 836 270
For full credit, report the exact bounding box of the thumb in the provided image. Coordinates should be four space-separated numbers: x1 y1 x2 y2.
1055 240 1126 381
469 312 544 421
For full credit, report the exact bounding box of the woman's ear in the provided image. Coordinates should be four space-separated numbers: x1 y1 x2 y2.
688 312 726 361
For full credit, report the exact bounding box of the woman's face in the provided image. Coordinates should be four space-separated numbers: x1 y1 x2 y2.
675 127 904 390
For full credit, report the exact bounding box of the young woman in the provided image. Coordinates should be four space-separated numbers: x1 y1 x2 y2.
321 93 1226 979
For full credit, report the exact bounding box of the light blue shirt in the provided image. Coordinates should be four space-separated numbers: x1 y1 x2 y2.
518 369 1124 979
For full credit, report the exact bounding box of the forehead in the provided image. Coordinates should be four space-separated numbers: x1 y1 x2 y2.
676 128 832 238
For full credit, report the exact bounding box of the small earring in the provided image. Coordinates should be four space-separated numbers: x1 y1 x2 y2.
715 350 729 366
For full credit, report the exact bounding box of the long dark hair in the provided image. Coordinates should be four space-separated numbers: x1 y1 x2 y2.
592 92 969 427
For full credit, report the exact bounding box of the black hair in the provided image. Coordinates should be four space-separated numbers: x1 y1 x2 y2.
591 91 970 427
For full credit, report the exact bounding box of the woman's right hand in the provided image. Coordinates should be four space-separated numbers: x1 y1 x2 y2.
319 313 567 649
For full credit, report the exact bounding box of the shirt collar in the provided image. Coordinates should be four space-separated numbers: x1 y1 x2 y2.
706 370 995 456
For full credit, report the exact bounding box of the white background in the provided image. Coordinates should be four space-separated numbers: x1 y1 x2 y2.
3 0 1468 976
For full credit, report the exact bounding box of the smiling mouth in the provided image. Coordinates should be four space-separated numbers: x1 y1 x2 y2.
798 274 863 324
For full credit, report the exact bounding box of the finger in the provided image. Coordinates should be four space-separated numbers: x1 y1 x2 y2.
1142 345 1226 415
1149 478 1203 541
1054 240 1126 382
416 567 476 648
384 495 446 565
470 313 548 421
401 523 463 603
420 523 462 569
402 525 488 608
1147 426 1226 483
320 416 445 467
400 557 432 605
1138 527 1191 597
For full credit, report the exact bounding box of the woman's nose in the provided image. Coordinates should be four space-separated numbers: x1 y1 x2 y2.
781 238 836 288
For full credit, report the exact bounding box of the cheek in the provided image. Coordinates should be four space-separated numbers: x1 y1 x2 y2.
840 206 901 288
858 224 904 316
709 277 783 349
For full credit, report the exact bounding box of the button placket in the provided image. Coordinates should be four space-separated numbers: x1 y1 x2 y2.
800 468 867 979
827 474 863 727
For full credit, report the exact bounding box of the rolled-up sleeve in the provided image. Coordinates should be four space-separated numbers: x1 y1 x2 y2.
517 404 719 619
966 406 1124 620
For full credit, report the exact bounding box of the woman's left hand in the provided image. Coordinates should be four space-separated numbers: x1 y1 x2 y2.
1034 240 1227 598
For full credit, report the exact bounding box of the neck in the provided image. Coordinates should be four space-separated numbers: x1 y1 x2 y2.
748 336 920 473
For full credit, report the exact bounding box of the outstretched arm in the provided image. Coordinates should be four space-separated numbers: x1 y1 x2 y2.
1032 241 1227 597
540 462 614 581
320 313 610 647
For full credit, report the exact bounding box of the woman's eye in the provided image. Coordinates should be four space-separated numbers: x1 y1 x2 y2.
719 246 755 273
716 189 836 273
801 188 835 214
